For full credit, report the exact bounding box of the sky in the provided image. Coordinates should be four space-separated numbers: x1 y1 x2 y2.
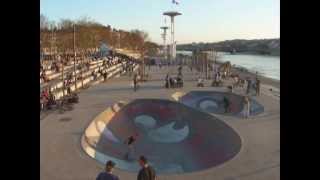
40 0 280 44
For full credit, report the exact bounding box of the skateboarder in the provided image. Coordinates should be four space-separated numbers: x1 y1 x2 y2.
124 134 138 160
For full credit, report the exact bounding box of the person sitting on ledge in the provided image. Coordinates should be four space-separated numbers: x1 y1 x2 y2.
41 88 49 101
41 70 48 83
68 93 79 103
197 77 204 87
92 71 97 81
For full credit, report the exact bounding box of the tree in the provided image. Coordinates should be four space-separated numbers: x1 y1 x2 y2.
40 14 49 30
144 41 159 56
40 15 159 58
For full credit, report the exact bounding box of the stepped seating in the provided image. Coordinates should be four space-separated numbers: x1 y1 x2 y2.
41 55 139 100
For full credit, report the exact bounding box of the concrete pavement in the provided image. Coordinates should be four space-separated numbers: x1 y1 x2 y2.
40 65 279 180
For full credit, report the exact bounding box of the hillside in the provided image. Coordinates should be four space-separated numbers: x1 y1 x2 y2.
177 38 280 56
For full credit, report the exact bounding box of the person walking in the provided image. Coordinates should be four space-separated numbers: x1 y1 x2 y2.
243 96 251 118
96 160 120 180
137 156 156 180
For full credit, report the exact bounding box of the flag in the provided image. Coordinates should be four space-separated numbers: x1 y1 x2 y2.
172 0 179 5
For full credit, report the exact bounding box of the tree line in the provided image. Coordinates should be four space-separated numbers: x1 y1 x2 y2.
177 38 280 56
40 14 159 56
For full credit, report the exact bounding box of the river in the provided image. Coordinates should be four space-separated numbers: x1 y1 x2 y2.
177 51 280 80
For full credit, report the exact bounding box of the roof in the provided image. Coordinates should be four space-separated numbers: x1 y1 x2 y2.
163 11 182 16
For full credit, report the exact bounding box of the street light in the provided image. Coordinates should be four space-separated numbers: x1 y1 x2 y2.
73 24 77 91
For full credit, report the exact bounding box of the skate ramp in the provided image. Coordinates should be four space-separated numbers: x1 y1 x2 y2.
177 91 264 117
82 99 241 174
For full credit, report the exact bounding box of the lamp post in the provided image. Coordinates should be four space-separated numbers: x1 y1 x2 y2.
73 24 77 91
160 26 169 63
163 11 181 64
59 54 65 97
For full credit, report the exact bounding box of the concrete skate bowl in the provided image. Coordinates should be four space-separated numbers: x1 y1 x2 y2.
81 99 241 174
175 91 264 117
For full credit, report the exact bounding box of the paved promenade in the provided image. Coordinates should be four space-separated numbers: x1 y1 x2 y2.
40 65 280 180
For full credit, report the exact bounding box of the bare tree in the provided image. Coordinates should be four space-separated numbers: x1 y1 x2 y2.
41 16 159 60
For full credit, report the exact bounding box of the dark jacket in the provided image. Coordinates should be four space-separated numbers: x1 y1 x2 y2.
96 172 119 180
137 166 156 180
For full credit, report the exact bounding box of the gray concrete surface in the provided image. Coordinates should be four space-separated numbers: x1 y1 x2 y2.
83 99 242 174
40 65 280 180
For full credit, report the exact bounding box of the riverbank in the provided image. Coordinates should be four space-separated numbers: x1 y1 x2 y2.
215 60 280 89
177 50 280 81
233 65 280 89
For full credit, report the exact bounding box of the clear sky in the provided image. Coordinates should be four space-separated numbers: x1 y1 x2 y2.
40 0 280 44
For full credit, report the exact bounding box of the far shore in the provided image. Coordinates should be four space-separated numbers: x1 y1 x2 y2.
227 51 280 57
178 50 280 57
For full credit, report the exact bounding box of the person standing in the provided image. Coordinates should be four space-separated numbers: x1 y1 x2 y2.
243 96 251 118
137 156 156 180
96 160 120 180
133 73 138 91
217 72 221 82
103 70 108 82
256 78 261 96
165 73 170 88
178 65 182 76
246 78 252 95
223 96 230 113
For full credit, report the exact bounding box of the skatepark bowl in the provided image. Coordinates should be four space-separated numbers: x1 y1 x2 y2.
176 91 264 117
82 99 242 174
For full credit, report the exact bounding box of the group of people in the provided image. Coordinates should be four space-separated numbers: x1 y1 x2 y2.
96 156 156 180
96 134 156 180
164 65 184 89
165 73 183 89
222 95 251 118
40 85 79 112
244 76 261 96
40 88 55 111
41 53 137 92
228 73 261 97
211 71 226 87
